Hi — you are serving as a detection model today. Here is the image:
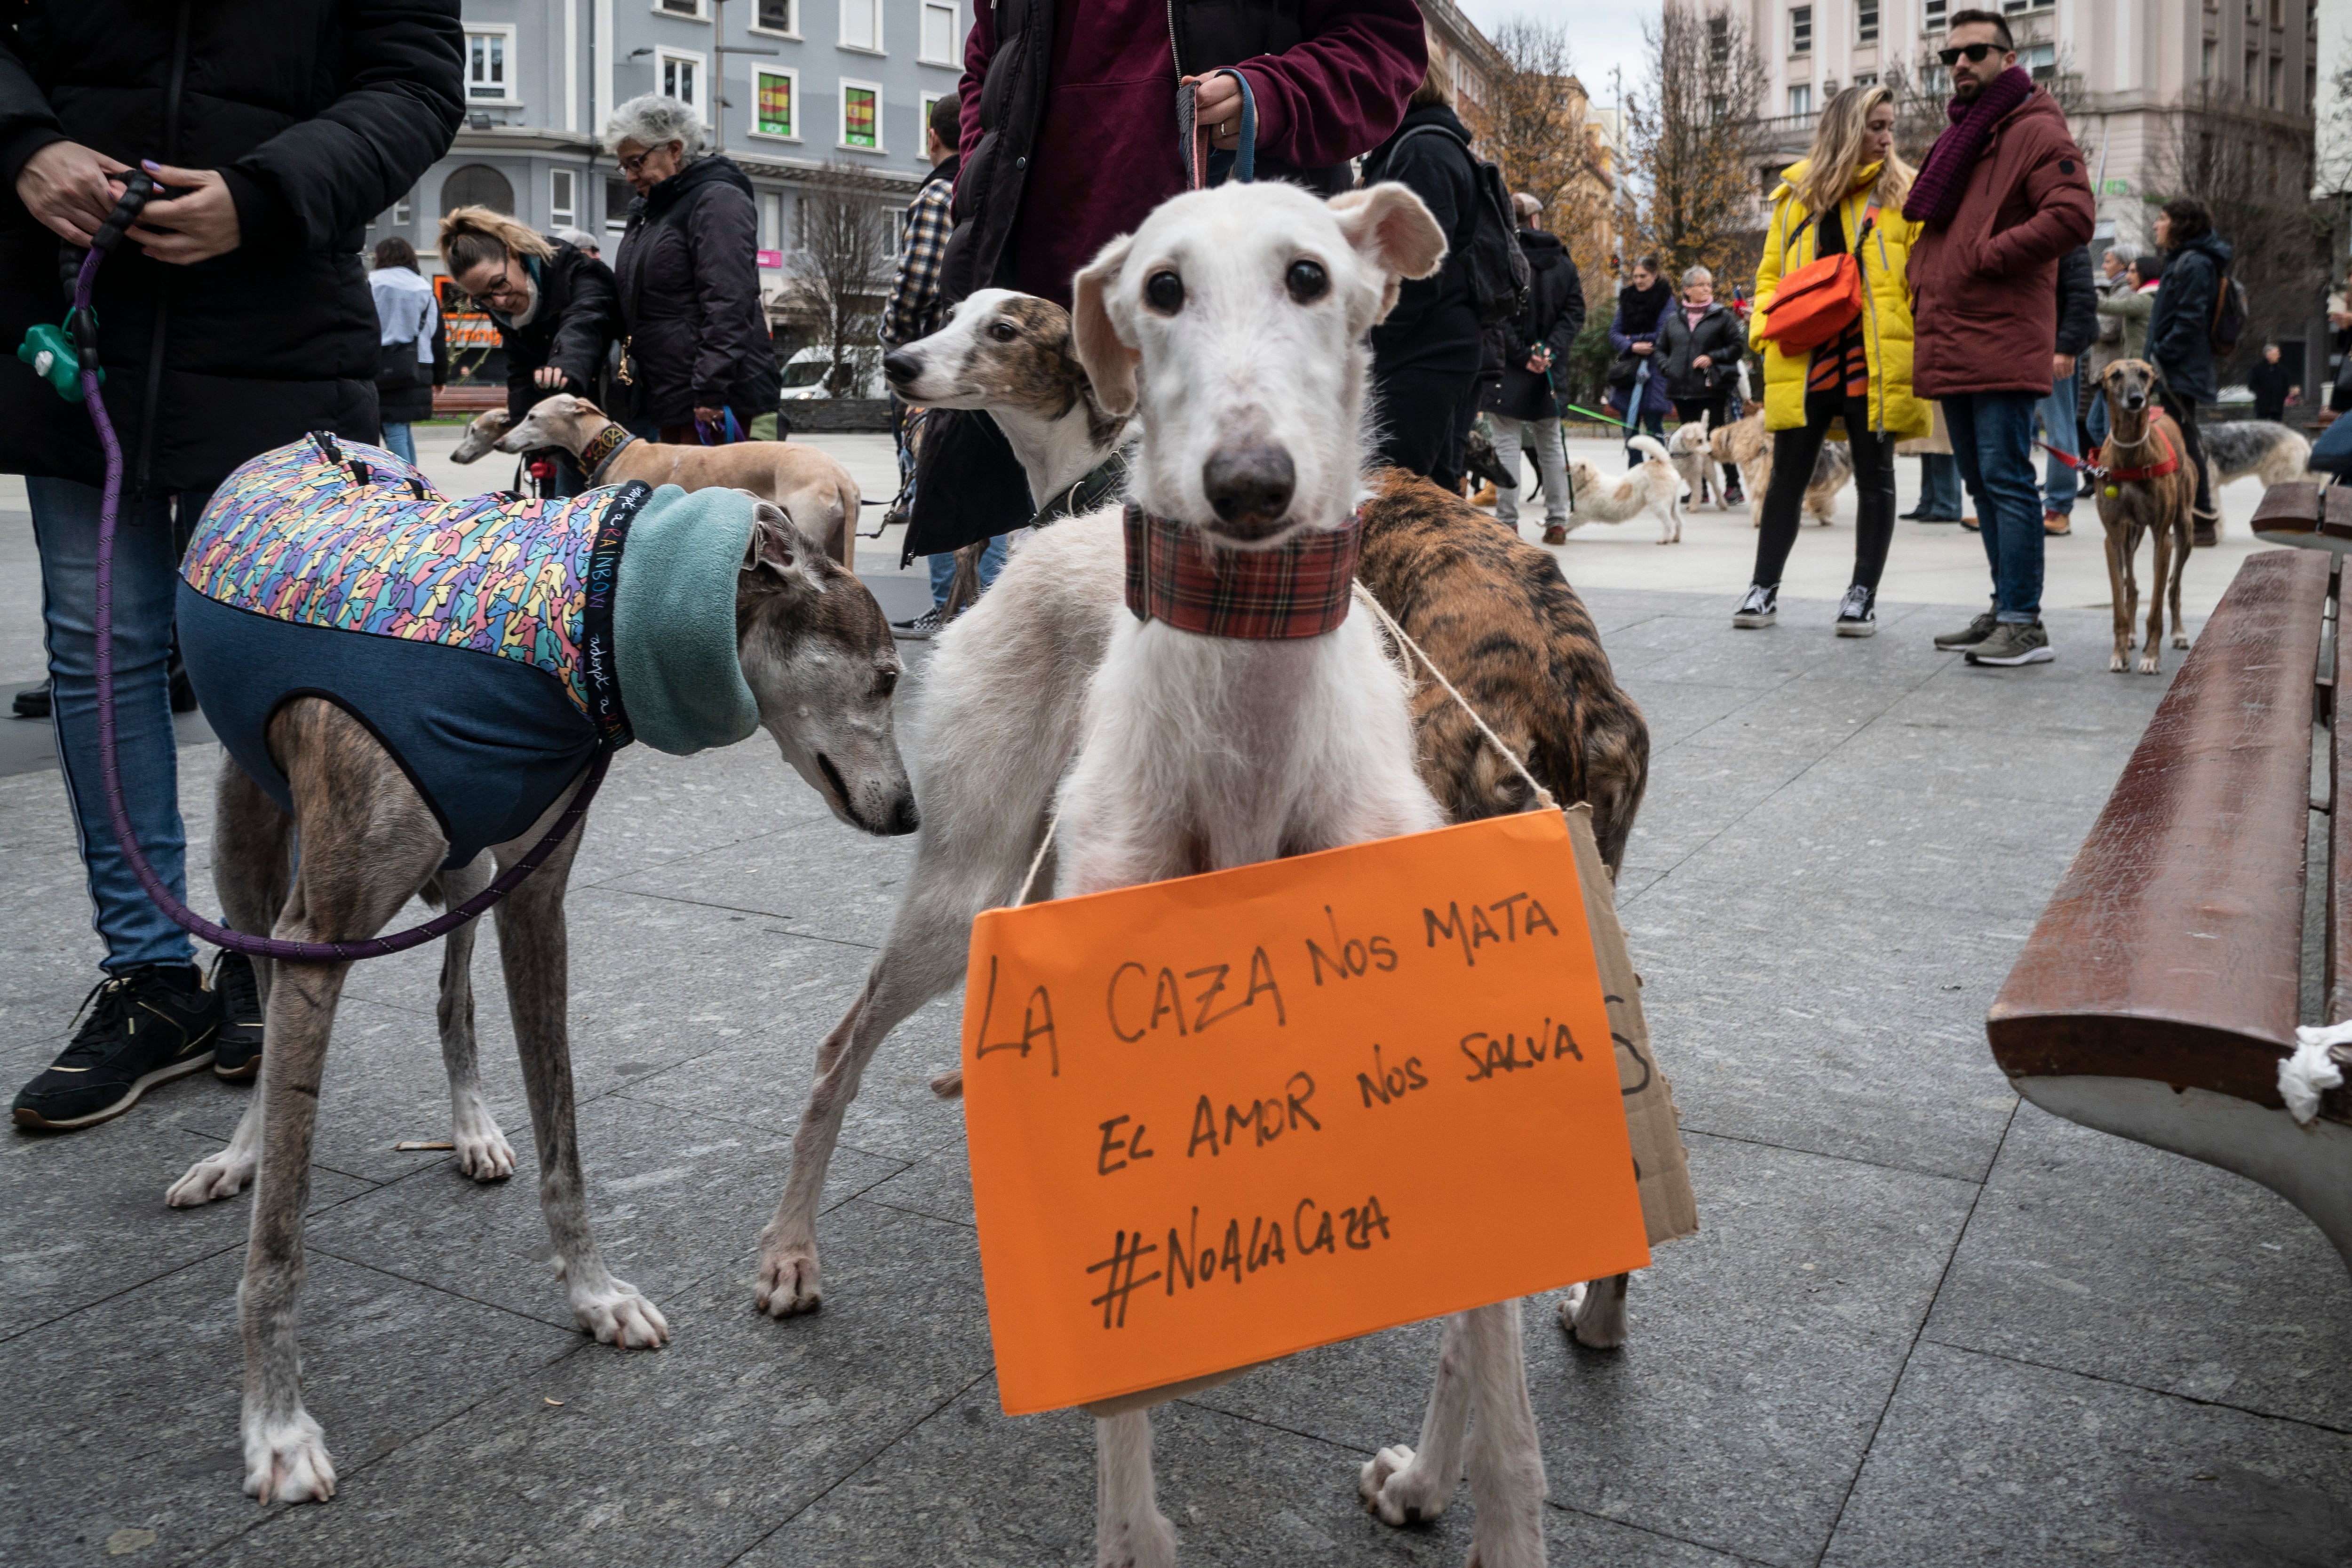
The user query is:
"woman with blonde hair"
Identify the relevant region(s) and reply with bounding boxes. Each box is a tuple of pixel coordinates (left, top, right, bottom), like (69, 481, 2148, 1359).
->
(437, 204, 617, 492)
(1732, 83, 1928, 636)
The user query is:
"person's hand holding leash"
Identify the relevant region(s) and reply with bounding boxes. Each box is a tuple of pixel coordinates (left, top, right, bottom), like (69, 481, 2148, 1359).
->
(16, 141, 131, 245)
(127, 161, 240, 264)
(1184, 72, 1244, 150)
(2052, 352, 2076, 379)
(534, 366, 568, 389)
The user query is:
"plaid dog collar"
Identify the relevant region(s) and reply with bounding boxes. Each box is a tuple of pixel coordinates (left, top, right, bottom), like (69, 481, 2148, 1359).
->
(1123, 503, 1361, 640)
(581, 422, 636, 485)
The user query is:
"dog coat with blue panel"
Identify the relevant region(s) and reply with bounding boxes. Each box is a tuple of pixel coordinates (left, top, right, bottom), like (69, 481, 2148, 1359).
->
(178, 435, 761, 865)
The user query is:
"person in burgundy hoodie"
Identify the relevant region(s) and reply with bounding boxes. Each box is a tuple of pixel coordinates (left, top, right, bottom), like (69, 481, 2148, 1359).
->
(1907, 10, 2093, 668)
(896, 0, 1426, 569)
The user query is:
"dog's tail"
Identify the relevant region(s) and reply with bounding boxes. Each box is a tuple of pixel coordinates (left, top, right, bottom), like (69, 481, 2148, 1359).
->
(1626, 434, 1671, 466)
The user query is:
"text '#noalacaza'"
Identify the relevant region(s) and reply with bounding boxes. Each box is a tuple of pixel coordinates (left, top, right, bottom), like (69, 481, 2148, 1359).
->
(1084, 1195, 1394, 1328)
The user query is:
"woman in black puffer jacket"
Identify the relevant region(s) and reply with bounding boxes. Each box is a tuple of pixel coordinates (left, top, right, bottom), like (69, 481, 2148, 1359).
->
(607, 95, 779, 443)
(1657, 265, 1749, 502)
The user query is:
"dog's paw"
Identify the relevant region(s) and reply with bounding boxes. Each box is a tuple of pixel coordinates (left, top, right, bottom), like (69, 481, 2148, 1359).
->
(2109, 652, 2127, 672)
(1098, 1507, 1178, 1568)
(755, 1242, 824, 1317)
(1559, 1277, 1628, 1350)
(243, 1410, 337, 1505)
(450, 1103, 517, 1183)
(167, 1146, 255, 1207)
(2171, 632, 2189, 649)
(1360, 1444, 1451, 1526)
(2137, 655, 2161, 676)
(572, 1278, 669, 1348)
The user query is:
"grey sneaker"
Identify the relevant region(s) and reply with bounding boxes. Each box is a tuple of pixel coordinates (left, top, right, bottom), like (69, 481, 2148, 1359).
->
(1933, 609, 1999, 650)
(1834, 585, 1877, 637)
(1731, 583, 1778, 628)
(1965, 621, 2054, 667)
(890, 606, 944, 642)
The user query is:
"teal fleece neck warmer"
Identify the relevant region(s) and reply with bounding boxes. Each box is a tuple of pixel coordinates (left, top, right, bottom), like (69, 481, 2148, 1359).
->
(613, 485, 760, 755)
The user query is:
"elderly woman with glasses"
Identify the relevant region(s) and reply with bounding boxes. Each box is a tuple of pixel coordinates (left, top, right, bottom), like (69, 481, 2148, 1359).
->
(606, 94, 780, 444)
(438, 205, 620, 493)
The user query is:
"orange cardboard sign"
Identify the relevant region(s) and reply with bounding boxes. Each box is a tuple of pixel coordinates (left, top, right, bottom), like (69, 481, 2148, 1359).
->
(961, 810, 1651, 1416)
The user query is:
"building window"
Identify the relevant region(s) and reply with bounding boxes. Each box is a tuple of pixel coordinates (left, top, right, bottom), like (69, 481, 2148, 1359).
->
(754, 0, 796, 34)
(1790, 6, 1812, 54)
(394, 189, 413, 224)
(2024, 43, 2055, 82)
(605, 177, 633, 231)
(1924, 0, 1947, 28)
(1857, 2, 1878, 44)
(1708, 15, 1730, 64)
(1853, 72, 1878, 88)
(759, 190, 784, 251)
(2268, 54, 2282, 107)
(841, 0, 882, 52)
(2201, 40, 2216, 79)
(842, 80, 882, 148)
(922, 0, 959, 64)
(441, 163, 515, 217)
(550, 169, 576, 227)
(660, 49, 702, 109)
(754, 68, 796, 137)
(655, 0, 705, 16)
(2244, 49, 2258, 95)
(1788, 83, 1812, 115)
(465, 27, 515, 101)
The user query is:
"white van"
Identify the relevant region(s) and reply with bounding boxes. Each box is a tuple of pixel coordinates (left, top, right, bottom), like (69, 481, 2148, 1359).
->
(779, 346, 833, 401)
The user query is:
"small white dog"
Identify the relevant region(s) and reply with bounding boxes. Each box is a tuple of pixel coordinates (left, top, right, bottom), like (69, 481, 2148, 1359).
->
(1566, 434, 1688, 543)
(1664, 419, 1725, 509)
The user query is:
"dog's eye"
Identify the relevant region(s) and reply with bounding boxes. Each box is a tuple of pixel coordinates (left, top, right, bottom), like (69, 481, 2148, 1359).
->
(988, 320, 1017, 342)
(1286, 259, 1328, 303)
(1144, 270, 1184, 313)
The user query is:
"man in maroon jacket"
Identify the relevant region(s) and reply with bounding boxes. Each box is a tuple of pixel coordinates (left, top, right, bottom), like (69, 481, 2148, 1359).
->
(897, 0, 1425, 571)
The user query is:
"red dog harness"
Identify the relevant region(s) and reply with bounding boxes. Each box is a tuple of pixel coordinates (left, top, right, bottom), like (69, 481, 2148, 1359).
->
(1123, 504, 1360, 640)
(2037, 429, 2181, 488)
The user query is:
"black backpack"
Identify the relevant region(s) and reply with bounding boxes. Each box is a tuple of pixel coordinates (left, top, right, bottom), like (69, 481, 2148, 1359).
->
(1379, 124, 1531, 328)
(2209, 255, 2249, 356)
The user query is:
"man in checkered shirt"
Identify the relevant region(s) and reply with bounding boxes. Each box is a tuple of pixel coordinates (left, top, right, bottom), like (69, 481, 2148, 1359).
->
(883, 90, 1005, 639)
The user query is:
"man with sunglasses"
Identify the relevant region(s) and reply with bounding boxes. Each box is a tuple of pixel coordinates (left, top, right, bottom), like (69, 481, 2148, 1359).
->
(1907, 10, 2094, 668)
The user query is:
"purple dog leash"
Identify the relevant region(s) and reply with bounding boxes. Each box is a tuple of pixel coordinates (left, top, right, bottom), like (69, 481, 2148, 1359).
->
(70, 213, 608, 963)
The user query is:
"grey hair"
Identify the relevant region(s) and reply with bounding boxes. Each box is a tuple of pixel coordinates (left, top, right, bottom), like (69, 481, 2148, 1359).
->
(1681, 265, 1713, 288)
(606, 93, 705, 156)
(2104, 240, 2142, 264)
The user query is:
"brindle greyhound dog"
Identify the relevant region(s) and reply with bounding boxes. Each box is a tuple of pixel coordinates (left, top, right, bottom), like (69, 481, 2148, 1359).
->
(2093, 358, 2198, 674)
(166, 488, 914, 1505)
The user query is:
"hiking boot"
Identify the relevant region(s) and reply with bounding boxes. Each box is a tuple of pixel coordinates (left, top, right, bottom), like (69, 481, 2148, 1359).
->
(12, 966, 221, 1130)
(2193, 511, 2219, 549)
(1834, 585, 1877, 637)
(1933, 608, 2000, 650)
(1964, 621, 2054, 667)
(1732, 582, 1778, 628)
(12, 677, 50, 718)
(211, 951, 263, 1081)
(1541, 523, 1568, 546)
(890, 606, 944, 642)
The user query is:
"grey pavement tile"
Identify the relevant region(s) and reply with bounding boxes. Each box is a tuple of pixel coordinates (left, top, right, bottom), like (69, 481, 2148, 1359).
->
(599, 817, 920, 947)
(5, 1107, 373, 1340)
(1670, 679, 1927, 758)
(620, 984, 969, 1162)
(0, 1247, 578, 1568)
(1613, 745, 1819, 876)
(209, 1201, 995, 1568)
(1620, 679, 1777, 753)
(1923, 1103, 2352, 1430)
(304, 1092, 905, 1330)
(1792, 712, 2142, 807)
(862, 1132, 974, 1228)
(566, 740, 840, 886)
(1880, 655, 2178, 737)
(1820, 1341, 2352, 1568)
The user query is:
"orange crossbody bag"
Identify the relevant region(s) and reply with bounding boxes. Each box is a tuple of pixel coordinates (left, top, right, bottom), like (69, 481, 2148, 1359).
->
(1760, 207, 1875, 353)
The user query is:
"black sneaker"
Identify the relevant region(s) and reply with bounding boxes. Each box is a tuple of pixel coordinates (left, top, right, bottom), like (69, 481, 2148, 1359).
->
(12, 678, 50, 719)
(891, 606, 944, 642)
(211, 951, 263, 1080)
(1732, 582, 1778, 628)
(12, 966, 221, 1130)
(1835, 584, 1877, 637)
(1933, 608, 2000, 650)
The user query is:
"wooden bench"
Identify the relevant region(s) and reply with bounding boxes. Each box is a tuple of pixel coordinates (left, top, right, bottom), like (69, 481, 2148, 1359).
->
(1987, 508, 2352, 1275)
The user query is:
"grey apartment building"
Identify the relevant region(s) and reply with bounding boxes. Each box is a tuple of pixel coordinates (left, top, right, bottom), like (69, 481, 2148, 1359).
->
(371, 0, 965, 344)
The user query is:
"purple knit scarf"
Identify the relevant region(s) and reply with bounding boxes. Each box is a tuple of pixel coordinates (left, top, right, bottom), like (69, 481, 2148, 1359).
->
(1901, 66, 2034, 229)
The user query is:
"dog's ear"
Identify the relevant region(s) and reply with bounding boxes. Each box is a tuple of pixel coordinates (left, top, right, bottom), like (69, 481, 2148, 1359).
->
(1329, 184, 1447, 326)
(1072, 233, 1139, 417)
(740, 499, 827, 596)
(573, 398, 607, 420)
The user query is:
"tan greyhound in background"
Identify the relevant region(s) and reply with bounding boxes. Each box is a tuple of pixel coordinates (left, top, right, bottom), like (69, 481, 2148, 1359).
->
(2092, 358, 2197, 674)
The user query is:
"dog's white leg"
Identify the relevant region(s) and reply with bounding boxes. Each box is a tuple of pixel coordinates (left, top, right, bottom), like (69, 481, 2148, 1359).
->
(1559, 1271, 1630, 1349)
(1361, 1310, 1475, 1525)
(171, 1090, 264, 1207)
(1096, 1409, 1176, 1568)
(434, 855, 516, 1181)
(1461, 1299, 1547, 1568)
(492, 822, 667, 1350)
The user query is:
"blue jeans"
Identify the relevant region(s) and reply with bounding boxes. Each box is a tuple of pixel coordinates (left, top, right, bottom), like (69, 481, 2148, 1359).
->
(928, 534, 1009, 609)
(2036, 371, 2080, 517)
(1946, 392, 2044, 625)
(1915, 453, 1963, 517)
(380, 422, 417, 464)
(29, 477, 207, 973)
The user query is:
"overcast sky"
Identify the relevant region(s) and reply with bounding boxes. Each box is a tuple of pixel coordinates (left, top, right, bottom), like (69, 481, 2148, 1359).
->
(1455, 0, 1662, 112)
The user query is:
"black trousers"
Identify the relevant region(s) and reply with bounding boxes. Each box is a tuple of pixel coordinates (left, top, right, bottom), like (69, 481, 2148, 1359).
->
(1376, 364, 1476, 491)
(1751, 395, 1897, 592)
(2154, 389, 2216, 519)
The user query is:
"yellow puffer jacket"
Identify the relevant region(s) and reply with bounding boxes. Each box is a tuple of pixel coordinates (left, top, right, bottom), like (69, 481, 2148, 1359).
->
(1750, 159, 1929, 440)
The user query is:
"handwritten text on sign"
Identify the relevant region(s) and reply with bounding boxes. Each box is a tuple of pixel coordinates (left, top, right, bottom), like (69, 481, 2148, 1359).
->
(961, 810, 1651, 1415)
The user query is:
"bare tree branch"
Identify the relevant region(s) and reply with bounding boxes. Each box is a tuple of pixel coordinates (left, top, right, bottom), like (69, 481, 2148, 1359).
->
(783, 160, 896, 397)
(1461, 19, 1614, 279)
(1622, 4, 1768, 292)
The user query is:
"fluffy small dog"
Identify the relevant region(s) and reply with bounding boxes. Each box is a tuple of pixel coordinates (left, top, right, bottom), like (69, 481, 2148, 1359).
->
(1664, 420, 1724, 509)
(1565, 433, 1687, 543)
(2201, 419, 2312, 493)
(1707, 410, 1851, 526)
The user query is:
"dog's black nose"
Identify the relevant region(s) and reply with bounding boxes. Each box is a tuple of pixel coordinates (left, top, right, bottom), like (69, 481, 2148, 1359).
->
(1202, 442, 1296, 536)
(888, 792, 920, 836)
(882, 350, 922, 386)
(2125, 396, 2146, 410)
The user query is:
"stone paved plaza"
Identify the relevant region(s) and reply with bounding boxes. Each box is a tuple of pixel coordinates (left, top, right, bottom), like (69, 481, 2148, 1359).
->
(3, 432, 2350, 1566)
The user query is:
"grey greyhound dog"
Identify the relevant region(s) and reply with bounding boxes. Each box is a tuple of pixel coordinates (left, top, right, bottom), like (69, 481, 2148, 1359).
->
(161, 443, 914, 1504)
